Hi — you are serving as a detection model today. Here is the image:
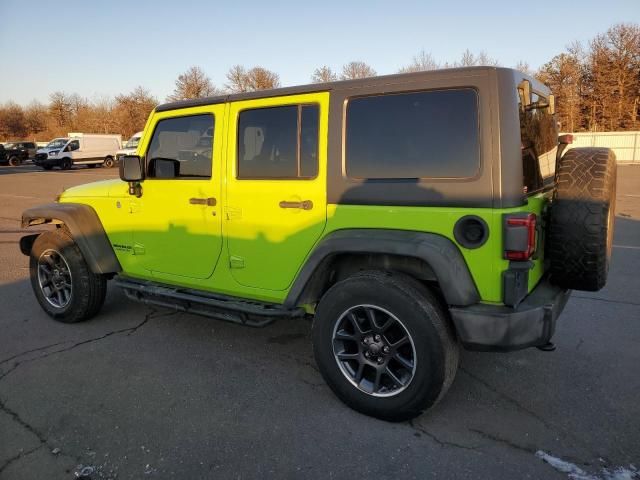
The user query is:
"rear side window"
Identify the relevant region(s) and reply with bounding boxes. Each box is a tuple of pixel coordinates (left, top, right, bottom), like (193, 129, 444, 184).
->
(345, 89, 480, 179)
(237, 104, 319, 179)
(146, 114, 214, 179)
(518, 91, 558, 194)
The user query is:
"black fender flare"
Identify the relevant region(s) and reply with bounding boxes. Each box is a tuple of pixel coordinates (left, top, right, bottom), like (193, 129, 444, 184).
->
(21, 202, 121, 275)
(284, 229, 480, 308)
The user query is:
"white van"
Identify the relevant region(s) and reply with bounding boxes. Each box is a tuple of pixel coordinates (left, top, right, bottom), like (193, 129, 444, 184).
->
(115, 131, 143, 164)
(34, 134, 122, 170)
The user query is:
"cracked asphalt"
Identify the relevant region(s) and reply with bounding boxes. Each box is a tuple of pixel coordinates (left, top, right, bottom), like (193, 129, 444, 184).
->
(0, 164, 639, 479)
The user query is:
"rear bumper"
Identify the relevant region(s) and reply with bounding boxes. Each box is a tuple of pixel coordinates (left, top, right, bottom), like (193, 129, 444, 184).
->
(450, 279, 571, 351)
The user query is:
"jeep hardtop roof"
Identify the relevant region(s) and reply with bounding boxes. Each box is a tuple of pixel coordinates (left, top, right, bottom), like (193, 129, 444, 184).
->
(156, 66, 548, 113)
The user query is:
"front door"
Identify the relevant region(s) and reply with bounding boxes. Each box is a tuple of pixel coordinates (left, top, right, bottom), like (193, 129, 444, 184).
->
(132, 106, 224, 279)
(225, 93, 329, 291)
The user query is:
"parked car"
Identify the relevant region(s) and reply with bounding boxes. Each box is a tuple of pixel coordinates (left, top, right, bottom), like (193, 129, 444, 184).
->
(1, 141, 37, 165)
(20, 67, 617, 421)
(115, 131, 143, 164)
(34, 134, 122, 170)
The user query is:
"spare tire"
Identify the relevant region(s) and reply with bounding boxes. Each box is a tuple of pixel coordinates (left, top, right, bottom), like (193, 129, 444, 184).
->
(547, 147, 616, 291)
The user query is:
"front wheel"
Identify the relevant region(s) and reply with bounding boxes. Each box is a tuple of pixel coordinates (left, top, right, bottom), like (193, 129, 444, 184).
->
(312, 271, 459, 421)
(102, 156, 114, 168)
(29, 229, 107, 323)
(8, 156, 20, 166)
(61, 158, 72, 170)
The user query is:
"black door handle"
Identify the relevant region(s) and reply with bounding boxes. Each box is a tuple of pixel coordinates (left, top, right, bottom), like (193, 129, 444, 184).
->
(279, 200, 313, 210)
(189, 197, 217, 206)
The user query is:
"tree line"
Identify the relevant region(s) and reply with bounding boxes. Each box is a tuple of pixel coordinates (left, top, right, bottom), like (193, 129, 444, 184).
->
(1, 22, 638, 141)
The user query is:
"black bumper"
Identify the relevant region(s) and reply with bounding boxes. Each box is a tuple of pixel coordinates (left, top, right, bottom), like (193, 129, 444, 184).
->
(450, 280, 570, 351)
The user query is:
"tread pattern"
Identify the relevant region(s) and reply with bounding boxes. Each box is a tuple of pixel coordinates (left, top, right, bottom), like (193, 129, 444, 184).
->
(30, 228, 107, 323)
(547, 148, 616, 291)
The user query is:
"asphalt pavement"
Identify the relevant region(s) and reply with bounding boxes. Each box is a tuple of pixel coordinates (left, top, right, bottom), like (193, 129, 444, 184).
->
(0, 163, 638, 479)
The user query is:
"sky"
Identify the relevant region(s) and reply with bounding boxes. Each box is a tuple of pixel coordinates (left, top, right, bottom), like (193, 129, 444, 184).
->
(0, 0, 638, 105)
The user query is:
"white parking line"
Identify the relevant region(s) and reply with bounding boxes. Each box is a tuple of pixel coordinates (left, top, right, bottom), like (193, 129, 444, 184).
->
(613, 244, 640, 250)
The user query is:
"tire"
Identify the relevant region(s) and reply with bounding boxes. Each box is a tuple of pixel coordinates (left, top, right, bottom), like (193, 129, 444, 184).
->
(8, 156, 20, 167)
(61, 158, 72, 170)
(29, 229, 107, 323)
(547, 147, 617, 291)
(312, 271, 459, 421)
(42, 165, 53, 171)
(103, 156, 114, 168)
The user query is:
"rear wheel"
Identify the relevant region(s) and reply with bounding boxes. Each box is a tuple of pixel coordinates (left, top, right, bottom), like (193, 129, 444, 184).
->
(8, 156, 20, 166)
(103, 156, 115, 168)
(312, 271, 459, 421)
(547, 147, 617, 291)
(29, 229, 107, 323)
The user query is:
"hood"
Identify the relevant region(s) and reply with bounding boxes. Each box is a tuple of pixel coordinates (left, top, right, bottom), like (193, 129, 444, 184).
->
(116, 147, 137, 156)
(60, 179, 128, 199)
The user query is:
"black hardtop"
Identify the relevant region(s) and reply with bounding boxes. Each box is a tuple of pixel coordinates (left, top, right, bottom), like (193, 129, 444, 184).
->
(155, 66, 545, 113)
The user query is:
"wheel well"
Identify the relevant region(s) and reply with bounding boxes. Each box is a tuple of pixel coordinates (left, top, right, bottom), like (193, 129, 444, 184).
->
(296, 253, 441, 307)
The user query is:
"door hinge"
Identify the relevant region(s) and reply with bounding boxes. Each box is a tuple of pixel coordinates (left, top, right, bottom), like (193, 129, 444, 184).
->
(229, 255, 245, 269)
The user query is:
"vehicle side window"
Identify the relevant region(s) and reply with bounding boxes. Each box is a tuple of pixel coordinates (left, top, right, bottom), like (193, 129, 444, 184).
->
(67, 140, 80, 152)
(345, 89, 480, 179)
(237, 104, 319, 179)
(146, 114, 214, 179)
(518, 91, 558, 194)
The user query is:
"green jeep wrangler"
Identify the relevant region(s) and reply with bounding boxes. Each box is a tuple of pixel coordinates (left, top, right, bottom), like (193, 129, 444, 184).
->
(21, 67, 616, 421)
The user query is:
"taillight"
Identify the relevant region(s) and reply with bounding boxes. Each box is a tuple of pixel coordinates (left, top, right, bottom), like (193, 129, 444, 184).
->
(504, 213, 537, 261)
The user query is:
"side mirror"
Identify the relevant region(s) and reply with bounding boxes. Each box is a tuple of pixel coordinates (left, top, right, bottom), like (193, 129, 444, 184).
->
(119, 155, 145, 197)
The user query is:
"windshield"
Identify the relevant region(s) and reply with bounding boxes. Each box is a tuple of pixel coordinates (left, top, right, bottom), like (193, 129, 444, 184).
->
(45, 138, 69, 149)
(125, 136, 141, 149)
(519, 91, 558, 195)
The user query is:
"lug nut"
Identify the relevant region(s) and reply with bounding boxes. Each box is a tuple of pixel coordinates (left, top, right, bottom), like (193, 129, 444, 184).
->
(377, 357, 384, 364)
(383, 346, 390, 354)
(374, 335, 381, 341)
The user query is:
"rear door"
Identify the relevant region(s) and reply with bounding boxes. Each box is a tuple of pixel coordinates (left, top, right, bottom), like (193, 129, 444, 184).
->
(225, 92, 329, 291)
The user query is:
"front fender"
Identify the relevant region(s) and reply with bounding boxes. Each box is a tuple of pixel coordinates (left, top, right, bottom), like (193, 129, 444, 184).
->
(21, 202, 121, 275)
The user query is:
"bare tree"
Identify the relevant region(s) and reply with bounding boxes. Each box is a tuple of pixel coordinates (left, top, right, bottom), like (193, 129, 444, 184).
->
(246, 67, 280, 91)
(115, 86, 158, 137)
(398, 50, 439, 73)
(311, 66, 338, 83)
(226, 65, 250, 93)
(514, 61, 534, 76)
(538, 53, 583, 132)
(48, 91, 72, 127)
(340, 61, 376, 80)
(226, 65, 280, 92)
(167, 66, 218, 101)
(24, 101, 47, 135)
(444, 50, 500, 68)
(0, 103, 27, 138)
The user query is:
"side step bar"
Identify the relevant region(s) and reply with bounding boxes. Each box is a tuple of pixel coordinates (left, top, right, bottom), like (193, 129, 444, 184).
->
(115, 276, 306, 328)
